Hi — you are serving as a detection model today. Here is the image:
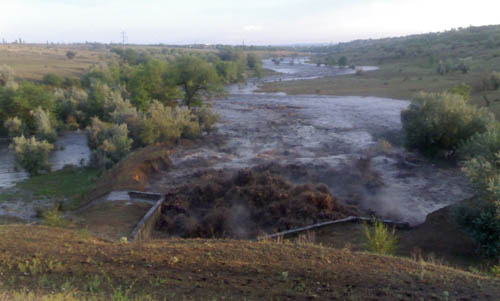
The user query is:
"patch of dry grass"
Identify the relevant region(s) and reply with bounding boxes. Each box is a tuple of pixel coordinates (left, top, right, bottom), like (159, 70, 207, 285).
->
(0, 45, 105, 81)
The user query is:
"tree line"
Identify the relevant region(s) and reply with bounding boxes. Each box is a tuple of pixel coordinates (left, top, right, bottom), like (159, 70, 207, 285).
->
(0, 47, 264, 174)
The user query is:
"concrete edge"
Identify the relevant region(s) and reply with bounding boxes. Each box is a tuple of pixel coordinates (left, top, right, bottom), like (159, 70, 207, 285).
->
(128, 192, 165, 242)
(257, 216, 410, 241)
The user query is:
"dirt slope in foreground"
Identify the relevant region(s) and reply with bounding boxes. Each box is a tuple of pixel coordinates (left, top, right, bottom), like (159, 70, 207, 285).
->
(0, 225, 498, 300)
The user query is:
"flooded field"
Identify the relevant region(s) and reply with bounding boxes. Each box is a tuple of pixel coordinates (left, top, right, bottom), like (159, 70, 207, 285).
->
(0, 131, 90, 188)
(150, 59, 471, 226)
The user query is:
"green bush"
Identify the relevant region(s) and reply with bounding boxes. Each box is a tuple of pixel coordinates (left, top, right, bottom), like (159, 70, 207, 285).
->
(42, 207, 68, 227)
(55, 87, 88, 129)
(9, 135, 54, 176)
(0, 82, 55, 135)
(490, 71, 500, 90)
(42, 73, 63, 87)
(456, 152, 500, 258)
(31, 107, 57, 143)
(194, 105, 219, 133)
(3, 117, 24, 138)
(88, 118, 132, 169)
(454, 201, 500, 258)
(458, 125, 500, 163)
(462, 152, 500, 203)
(448, 82, 472, 100)
(247, 53, 263, 77)
(363, 218, 398, 255)
(401, 92, 494, 157)
(108, 96, 142, 142)
(0, 65, 14, 87)
(139, 101, 201, 145)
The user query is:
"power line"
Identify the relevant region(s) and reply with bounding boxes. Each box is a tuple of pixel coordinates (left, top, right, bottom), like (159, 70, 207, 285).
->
(121, 31, 127, 46)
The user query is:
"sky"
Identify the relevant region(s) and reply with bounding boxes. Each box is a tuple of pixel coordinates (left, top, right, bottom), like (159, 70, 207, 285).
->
(1, 0, 500, 45)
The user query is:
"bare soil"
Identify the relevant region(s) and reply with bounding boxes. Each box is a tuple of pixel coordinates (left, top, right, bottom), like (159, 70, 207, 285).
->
(0, 225, 498, 300)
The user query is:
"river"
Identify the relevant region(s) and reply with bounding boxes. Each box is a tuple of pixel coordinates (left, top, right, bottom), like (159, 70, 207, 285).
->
(149, 58, 471, 225)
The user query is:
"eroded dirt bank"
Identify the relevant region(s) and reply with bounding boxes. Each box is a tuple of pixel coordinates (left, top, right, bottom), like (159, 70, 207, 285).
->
(148, 58, 471, 229)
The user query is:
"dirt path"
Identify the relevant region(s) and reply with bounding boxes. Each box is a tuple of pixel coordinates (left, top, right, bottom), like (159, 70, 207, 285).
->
(149, 58, 472, 226)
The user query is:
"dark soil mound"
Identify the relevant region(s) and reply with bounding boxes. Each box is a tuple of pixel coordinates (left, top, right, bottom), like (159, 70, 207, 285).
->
(157, 168, 358, 238)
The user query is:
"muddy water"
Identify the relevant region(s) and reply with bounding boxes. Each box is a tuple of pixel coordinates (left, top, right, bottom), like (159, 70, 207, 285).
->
(0, 131, 90, 187)
(153, 58, 471, 226)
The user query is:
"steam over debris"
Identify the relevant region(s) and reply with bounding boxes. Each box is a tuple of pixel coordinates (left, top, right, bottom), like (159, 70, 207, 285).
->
(158, 167, 358, 238)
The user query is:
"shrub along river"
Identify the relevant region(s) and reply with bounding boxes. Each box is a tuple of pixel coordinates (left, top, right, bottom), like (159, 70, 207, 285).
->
(0, 131, 90, 187)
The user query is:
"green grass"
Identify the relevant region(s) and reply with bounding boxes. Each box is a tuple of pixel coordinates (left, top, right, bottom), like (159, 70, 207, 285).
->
(0, 190, 20, 202)
(259, 62, 500, 119)
(363, 219, 398, 255)
(0, 167, 98, 209)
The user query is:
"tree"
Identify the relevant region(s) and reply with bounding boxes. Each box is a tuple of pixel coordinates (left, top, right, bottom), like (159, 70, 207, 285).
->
(5, 82, 56, 133)
(31, 106, 57, 142)
(216, 61, 239, 83)
(0, 65, 14, 87)
(338, 56, 348, 68)
(448, 82, 472, 100)
(42, 73, 63, 87)
(247, 53, 263, 77)
(128, 59, 180, 110)
(169, 56, 221, 107)
(66, 50, 76, 60)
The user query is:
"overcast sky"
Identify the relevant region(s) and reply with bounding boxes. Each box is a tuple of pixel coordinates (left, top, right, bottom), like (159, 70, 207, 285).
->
(1, 0, 500, 45)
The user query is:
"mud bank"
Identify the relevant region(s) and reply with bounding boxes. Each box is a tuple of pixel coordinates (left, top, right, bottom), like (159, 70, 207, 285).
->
(149, 59, 471, 226)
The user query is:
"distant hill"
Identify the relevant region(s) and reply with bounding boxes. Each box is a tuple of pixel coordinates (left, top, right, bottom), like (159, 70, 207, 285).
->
(301, 24, 500, 65)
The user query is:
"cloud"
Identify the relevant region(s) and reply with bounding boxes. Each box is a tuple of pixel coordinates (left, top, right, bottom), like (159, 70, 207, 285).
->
(243, 25, 263, 32)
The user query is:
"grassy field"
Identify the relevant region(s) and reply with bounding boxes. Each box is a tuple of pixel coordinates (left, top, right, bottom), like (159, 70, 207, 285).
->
(0, 44, 107, 81)
(0, 167, 99, 210)
(0, 224, 498, 300)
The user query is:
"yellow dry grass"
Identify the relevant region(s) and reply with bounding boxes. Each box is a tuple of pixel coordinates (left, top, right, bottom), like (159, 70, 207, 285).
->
(0, 44, 106, 81)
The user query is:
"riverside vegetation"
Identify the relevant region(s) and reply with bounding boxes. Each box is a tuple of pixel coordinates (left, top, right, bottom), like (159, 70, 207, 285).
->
(0, 47, 264, 174)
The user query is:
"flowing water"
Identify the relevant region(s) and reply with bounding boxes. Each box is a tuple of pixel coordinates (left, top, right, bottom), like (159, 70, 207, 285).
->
(149, 58, 471, 225)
